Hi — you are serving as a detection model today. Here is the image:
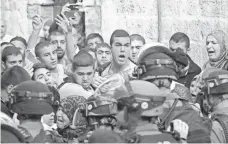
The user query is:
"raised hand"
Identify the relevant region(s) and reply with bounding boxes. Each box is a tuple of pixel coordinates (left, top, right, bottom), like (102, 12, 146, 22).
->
(55, 13, 72, 33)
(32, 15, 43, 31)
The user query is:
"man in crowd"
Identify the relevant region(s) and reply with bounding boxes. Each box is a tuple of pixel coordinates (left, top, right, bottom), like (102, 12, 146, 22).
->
(86, 33, 104, 50)
(35, 41, 67, 86)
(59, 51, 95, 99)
(2, 46, 23, 70)
(130, 34, 145, 63)
(169, 32, 201, 88)
(92, 29, 136, 88)
(0, 18, 13, 43)
(49, 30, 70, 67)
(94, 42, 112, 75)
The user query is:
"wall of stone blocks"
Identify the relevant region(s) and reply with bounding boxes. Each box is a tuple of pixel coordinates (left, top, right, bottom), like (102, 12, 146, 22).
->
(99, 0, 228, 68)
(1, 0, 54, 40)
(1, 0, 228, 68)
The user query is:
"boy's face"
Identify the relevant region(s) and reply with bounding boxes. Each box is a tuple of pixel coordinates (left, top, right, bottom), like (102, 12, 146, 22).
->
(37, 45, 57, 70)
(130, 40, 144, 62)
(34, 68, 53, 87)
(111, 37, 131, 66)
(96, 47, 112, 66)
(169, 40, 187, 53)
(72, 66, 94, 89)
(11, 40, 26, 56)
(50, 35, 66, 59)
(4, 54, 23, 69)
(87, 37, 102, 49)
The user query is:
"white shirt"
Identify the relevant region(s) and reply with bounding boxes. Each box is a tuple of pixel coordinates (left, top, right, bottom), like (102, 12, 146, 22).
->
(51, 64, 68, 86)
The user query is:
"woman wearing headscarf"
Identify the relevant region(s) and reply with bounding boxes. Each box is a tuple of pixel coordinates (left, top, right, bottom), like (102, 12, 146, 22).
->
(55, 95, 88, 142)
(204, 30, 228, 70)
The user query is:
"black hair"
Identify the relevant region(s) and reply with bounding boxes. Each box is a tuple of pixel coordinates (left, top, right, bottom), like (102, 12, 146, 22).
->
(86, 33, 104, 45)
(10, 36, 27, 47)
(169, 32, 190, 49)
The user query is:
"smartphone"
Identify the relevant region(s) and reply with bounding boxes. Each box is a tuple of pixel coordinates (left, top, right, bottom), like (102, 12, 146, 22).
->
(68, 4, 80, 10)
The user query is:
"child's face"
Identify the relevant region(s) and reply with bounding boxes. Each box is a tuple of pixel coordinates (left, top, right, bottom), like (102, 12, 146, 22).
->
(34, 68, 54, 87)
(190, 79, 199, 102)
(96, 47, 112, 66)
(42, 112, 55, 127)
(38, 45, 57, 70)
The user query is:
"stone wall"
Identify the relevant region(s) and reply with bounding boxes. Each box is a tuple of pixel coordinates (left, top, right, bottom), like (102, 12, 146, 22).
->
(1, 0, 54, 40)
(1, 0, 228, 67)
(99, 0, 228, 67)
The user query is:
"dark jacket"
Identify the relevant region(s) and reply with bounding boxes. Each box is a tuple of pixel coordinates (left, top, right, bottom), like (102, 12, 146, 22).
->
(178, 55, 201, 88)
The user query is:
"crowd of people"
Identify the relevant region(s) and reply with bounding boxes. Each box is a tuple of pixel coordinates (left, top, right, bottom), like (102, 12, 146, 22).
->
(1, 2, 228, 144)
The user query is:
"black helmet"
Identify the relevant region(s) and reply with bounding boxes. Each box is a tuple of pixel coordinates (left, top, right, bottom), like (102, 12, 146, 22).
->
(1, 111, 25, 143)
(202, 69, 228, 95)
(137, 46, 179, 80)
(9, 80, 54, 115)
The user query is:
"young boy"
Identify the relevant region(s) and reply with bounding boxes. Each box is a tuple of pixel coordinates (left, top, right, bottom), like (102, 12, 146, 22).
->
(59, 51, 95, 99)
(35, 41, 67, 86)
(169, 32, 201, 88)
(86, 33, 104, 50)
(130, 34, 145, 63)
(94, 43, 112, 77)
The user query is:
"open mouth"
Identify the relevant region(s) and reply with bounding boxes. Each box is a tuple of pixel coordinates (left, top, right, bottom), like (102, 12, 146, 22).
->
(118, 55, 126, 62)
(57, 118, 63, 123)
(208, 50, 215, 54)
(119, 54, 125, 58)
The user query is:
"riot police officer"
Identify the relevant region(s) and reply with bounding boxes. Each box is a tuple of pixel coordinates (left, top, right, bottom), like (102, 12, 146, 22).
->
(9, 80, 63, 143)
(135, 45, 211, 143)
(117, 80, 189, 143)
(200, 69, 228, 143)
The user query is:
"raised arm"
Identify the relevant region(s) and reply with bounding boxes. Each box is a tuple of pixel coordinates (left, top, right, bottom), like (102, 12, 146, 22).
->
(27, 16, 43, 51)
(55, 12, 76, 62)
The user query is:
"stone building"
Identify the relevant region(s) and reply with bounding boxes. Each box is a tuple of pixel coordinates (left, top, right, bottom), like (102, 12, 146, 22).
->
(1, 0, 228, 67)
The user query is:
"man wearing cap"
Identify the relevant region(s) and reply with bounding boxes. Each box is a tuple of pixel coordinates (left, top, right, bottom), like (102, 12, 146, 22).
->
(136, 45, 211, 143)
(201, 69, 228, 143)
(9, 81, 63, 143)
(92, 29, 136, 89)
(59, 51, 95, 99)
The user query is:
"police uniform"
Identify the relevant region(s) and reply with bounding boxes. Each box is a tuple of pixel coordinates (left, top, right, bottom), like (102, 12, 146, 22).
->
(201, 69, 228, 143)
(9, 81, 63, 143)
(135, 45, 211, 143)
(117, 80, 184, 143)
